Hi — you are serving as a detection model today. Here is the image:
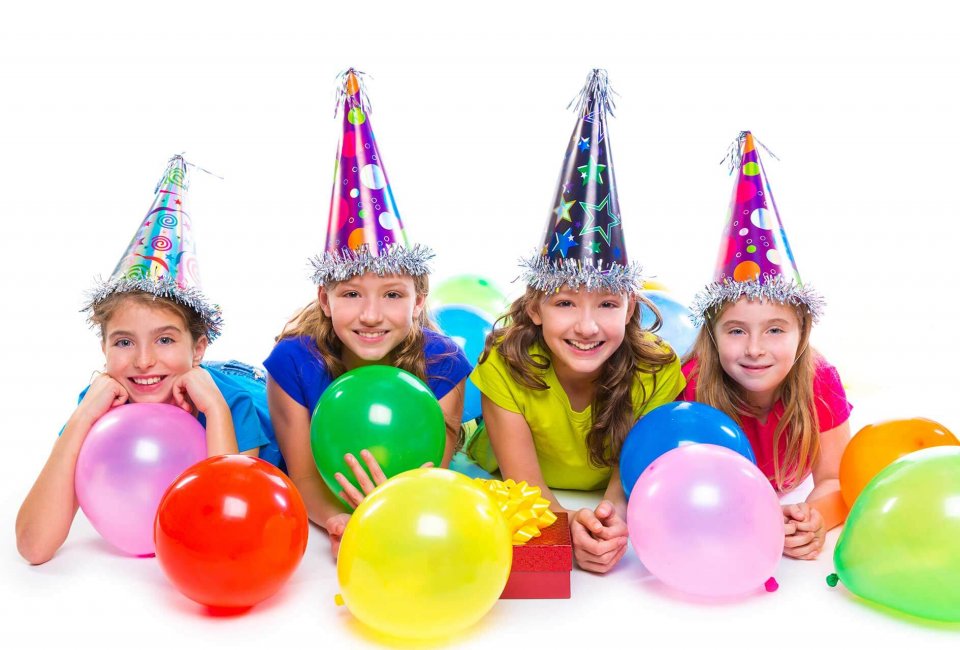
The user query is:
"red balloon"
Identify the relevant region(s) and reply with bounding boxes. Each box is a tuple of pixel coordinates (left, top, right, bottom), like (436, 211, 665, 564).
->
(154, 455, 309, 609)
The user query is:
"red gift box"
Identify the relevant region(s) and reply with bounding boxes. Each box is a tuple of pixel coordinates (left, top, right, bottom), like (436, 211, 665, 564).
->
(500, 511, 572, 599)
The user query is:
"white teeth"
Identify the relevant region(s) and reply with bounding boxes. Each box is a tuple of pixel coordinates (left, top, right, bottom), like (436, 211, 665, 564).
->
(568, 340, 602, 351)
(357, 331, 387, 339)
(132, 377, 162, 385)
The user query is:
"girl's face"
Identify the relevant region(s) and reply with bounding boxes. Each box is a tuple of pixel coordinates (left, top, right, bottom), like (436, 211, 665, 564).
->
(319, 273, 425, 369)
(528, 287, 634, 382)
(713, 297, 802, 407)
(102, 300, 206, 404)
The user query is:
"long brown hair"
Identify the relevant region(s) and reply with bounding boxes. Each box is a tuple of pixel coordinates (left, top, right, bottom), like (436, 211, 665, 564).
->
(685, 301, 818, 491)
(276, 274, 441, 385)
(480, 287, 677, 468)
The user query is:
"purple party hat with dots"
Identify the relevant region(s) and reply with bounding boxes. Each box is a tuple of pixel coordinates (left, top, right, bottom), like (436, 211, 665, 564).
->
(84, 155, 223, 340)
(690, 132, 824, 327)
(520, 69, 642, 294)
(310, 69, 433, 286)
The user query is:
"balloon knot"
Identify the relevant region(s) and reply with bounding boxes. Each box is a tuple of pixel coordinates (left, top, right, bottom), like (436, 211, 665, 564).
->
(764, 577, 779, 592)
(826, 573, 839, 587)
(334, 593, 345, 607)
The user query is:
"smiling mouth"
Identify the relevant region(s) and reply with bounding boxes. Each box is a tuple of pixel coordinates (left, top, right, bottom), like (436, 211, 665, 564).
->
(740, 364, 772, 371)
(566, 339, 604, 351)
(130, 376, 165, 386)
(356, 330, 388, 340)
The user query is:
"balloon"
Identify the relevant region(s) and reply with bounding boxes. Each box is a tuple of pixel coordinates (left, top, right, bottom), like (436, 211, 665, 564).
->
(839, 418, 958, 508)
(628, 444, 783, 598)
(154, 455, 308, 609)
(74, 403, 206, 556)
(430, 274, 510, 321)
(434, 304, 493, 421)
(619, 401, 755, 498)
(311, 366, 445, 506)
(640, 290, 700, 357)
(833, 446, 960, 621)
(642, 279, 669, 292)
(337, 468, 512, 640)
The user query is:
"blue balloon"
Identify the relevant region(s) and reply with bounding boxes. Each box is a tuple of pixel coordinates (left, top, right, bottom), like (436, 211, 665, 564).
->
(640, 290, 700, 358)
(619, 401, 756, 498)
(434, 305, 493, 422)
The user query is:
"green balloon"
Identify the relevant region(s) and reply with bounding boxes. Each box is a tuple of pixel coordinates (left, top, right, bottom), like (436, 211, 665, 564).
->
(310, 366, 445, 510)
(430, 275, 510, 321)
(834, 446, 960, 621)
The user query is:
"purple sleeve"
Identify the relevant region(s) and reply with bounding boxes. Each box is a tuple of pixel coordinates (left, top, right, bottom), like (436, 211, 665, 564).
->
(813, 358, 852, 432)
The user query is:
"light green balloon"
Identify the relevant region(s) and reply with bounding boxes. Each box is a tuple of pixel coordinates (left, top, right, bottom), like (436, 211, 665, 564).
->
(834, 446, 960, 622)
(429, 275, 510, 322)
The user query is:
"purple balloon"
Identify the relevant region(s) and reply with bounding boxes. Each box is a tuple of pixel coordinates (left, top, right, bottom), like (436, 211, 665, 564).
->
(627, 444, 784, 598)
(75, 403, 207, 556)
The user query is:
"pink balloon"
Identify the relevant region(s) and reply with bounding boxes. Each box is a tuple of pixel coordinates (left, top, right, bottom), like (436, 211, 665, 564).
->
(627, 444, 784, 598)
(75, 403, 207, 556)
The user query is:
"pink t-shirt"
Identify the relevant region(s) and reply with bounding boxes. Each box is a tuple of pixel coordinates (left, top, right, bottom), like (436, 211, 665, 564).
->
(680, 356, 852, 490)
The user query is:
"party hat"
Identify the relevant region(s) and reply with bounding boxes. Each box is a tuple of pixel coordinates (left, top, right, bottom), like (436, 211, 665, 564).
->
(84, 155, 222, 340)
(521, 69, 641, 294)
(310, 69, 433, 286)
(691, 131, 824, 327)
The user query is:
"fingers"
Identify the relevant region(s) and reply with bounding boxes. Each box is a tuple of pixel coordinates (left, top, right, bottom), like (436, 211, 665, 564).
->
(343, 453, 378, 495)
(576, 541, 629, 574)
(784, 537, 823, 559)
(335, 478, 364, 510)
(571, 518, 628, 557)
(574, 507, 604, 536)
(795, 508, 824, 533)
(783, 519, 798, 536)
(358, 450, 388, 485)
(784, 530, 816, 550)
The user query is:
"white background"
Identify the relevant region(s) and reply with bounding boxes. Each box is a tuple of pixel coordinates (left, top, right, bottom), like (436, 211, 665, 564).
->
(2, 1, 959, 648)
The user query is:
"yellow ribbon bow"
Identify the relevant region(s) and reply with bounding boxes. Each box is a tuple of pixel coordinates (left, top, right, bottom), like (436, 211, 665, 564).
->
(474, 478, 558, 544)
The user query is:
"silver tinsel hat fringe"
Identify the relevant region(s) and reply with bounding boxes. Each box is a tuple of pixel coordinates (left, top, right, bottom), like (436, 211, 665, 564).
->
(690, 273, 825, 328)
(84, 276, 224, 341)
(719, 130, 780, 174)
(520, 252, 644, 295)
(310, 243, 435, 286)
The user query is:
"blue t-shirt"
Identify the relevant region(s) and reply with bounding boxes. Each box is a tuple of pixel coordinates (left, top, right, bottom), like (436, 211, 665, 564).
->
(263, 328, 472, 413)
(73, 361, 284, 469)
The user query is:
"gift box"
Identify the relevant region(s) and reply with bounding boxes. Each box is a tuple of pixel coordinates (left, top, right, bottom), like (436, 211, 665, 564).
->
(500, 511, 572, 599)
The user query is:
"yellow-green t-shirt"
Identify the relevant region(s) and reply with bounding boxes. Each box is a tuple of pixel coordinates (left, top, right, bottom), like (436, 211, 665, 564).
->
(468, 338, 686, 490)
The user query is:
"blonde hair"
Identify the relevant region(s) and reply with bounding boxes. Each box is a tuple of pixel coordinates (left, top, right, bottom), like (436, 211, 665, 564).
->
(685, 300, 818, 491)
(276, 274, 442, 385)
(480, 287, 677, 468)
(89, 291, 208, 344)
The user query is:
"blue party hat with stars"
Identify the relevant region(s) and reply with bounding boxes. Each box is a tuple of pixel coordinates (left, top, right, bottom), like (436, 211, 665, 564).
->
(521, 69, 642, 294)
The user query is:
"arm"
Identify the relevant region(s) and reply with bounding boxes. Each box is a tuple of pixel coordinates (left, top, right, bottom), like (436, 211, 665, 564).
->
(783, 419, 852, 559)
(437, 379, 466, 468)
(267, 377, 346, 529)
(172, 368, 238, 456)
(482, 395, 627, 573)
(16, 375, 127, 565)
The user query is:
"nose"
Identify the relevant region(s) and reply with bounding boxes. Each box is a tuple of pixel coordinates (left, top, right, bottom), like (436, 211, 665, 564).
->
(359, 297, 383, 326)
(745, 334, 765, 358)
(134, 345, 156, 370)
(573, 307, 600, 338)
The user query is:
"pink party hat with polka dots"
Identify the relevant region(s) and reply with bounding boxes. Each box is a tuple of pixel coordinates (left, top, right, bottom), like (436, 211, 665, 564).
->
(84, 155, 222, 340)
(310, 69, 433, 286)
(691, 132, 824, 327)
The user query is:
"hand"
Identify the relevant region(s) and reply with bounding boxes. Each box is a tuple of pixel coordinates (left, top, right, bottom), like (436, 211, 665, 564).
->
(76, 373, 129, 422)
(334, 450, 388, 509)
(171, 367, 227, 416)
(324, 513, 351, 560)
(782, 503, 826, 560)
(569, 500, 629, 574)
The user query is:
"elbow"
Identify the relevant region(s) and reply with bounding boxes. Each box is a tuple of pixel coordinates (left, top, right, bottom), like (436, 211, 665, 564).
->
(15, 524, 57, 566)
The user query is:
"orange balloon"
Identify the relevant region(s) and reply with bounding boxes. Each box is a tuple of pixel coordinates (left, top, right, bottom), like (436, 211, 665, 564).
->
(839, 418, 958, 508)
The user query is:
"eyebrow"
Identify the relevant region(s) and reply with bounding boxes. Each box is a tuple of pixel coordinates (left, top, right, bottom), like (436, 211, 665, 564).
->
(108, 325, 183, 338)
(719, 319, 791, 327)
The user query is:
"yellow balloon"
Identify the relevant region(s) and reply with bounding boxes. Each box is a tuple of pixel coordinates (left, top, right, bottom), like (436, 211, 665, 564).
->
(337, 468, 513, 640)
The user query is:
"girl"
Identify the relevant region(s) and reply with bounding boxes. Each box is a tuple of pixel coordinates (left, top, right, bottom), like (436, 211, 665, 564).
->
(683, 131, 852, 561)
(16, 156, 279, 565)
(467, 70, 685, 574)
(264, 70, 470, 557)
